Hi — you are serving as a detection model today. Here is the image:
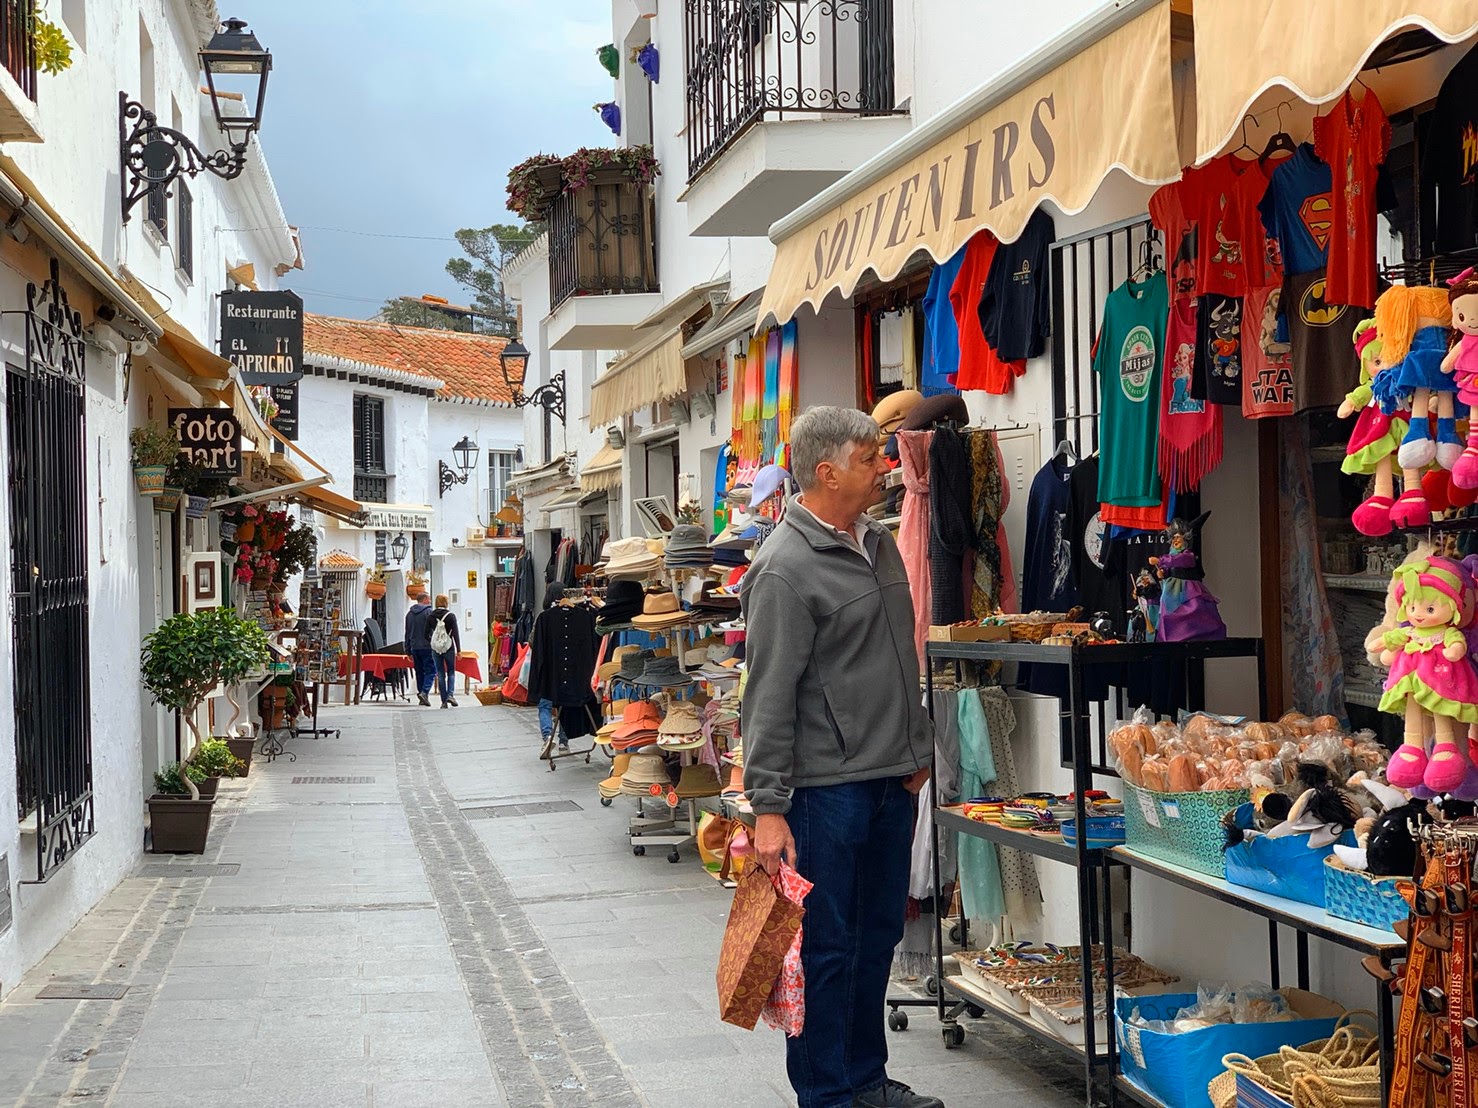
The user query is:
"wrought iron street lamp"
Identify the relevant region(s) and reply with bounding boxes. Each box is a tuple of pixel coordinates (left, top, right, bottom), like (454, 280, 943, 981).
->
(390, 532, 409, 563)
(499, 338, 566, 424)
(437, 436, 480, 499)
(119, 18, 273, 222)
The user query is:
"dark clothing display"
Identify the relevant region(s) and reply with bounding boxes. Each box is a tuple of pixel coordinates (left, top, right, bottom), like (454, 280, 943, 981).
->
(1422, 39, 1478, 254)
(526, 604, 601, 739)
(428, 607, 462, 656)
(404, 601, 433, 651)
(1194, 293, 1244, 406)
(979, 209, 1056, 361)
(1065, 455, 1117, 621)
(928, 425, 974, 627)
(1018, 457, 1077, 698)
(967, 429, 1008, 618)
(511, 549, 537, 645)
(1283, 267, 1369, 412)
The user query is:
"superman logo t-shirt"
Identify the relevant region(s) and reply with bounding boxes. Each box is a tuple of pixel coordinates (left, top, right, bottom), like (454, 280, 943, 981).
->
(1257, 143, 1333, 279)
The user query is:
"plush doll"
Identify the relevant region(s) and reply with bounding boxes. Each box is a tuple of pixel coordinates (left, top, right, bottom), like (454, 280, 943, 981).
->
(1371, 286, 1456, 527)
(1378, 556, 1478, 792)
(1446, 269, 1478, 488)
(1149, 514, 1227, 642)
(1128, 568, 1160, 643)
(1343, 319, 1412, 536)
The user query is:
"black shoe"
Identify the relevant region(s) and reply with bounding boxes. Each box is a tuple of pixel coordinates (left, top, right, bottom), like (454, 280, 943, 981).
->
(440, 701, 449, 709)
(418, 694, 430, 707)
(853, 1080, 944, 1108)
(447, 698, 458, 707)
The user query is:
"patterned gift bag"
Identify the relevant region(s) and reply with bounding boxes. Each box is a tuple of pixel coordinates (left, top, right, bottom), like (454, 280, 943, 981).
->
(716, 865, 805, 1029)
(760, 862, 813, 1036)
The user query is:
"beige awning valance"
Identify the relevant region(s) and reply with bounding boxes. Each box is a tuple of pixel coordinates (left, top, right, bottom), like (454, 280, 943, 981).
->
(1194, 1, 1478, 163)
(588, 324, 687, 427)
(580, 444, 623, 493)
(509, 454, 571, 488)
(682, 287, 765, 360)
(758, 1, 1178, 326)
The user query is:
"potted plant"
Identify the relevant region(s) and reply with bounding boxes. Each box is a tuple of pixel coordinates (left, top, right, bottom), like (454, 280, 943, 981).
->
(405, 569, 427, 600)
(192, 738, 246, 799)
(225, 731, 256, 775)
(151, 762, 212, 850)
(561, 144, 659, 190)
(365, 564, 387, 600)
(273, 522, 317, 587)
(506, 153, 563, 221)
(130, 423, 180, 497)
(140, 607, 270, 853)
(173, 456, 232, 519)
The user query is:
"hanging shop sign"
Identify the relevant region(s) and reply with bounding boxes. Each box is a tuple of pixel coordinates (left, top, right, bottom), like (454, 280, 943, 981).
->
(757, 2, 1177, 325)
(269, 382, 299, 440)
(360, 507, 434, 531)
(220, 290, 304, 385)
(169, 407, 242, 477)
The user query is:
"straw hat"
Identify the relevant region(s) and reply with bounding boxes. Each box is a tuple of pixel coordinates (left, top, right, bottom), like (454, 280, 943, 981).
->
(621, 752, 673, 796)
(657, 703, 703, 749)
(598, 753, 633, 799)
(675, 763, 722, 798)
(632, 592, 691, 631)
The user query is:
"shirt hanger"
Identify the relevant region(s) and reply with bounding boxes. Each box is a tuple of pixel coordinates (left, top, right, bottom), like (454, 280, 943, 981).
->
(1258, 101, 1298, 168)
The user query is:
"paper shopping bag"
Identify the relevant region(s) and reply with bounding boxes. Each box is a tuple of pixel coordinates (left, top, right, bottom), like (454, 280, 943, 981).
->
(716, 864, 805, 1029)
(760, 862, 813, 1036)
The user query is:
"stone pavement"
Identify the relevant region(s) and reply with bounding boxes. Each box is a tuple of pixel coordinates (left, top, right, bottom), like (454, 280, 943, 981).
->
(0, 700, 1086, 1108)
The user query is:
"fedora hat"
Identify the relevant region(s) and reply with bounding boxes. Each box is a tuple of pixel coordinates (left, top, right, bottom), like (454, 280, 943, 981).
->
(604, 537, 659, 579)
(600, 579, 645, 622)
(610, 700, 662, 740)
(675, 763, 722, 798)
(635, 655, 693, 687)
(598, 752, 633, 798)
(872, 389, 924, 435)
(632, 591, 690, 631)
(621, 752, 673, 795)
(899, 392, 968, 431)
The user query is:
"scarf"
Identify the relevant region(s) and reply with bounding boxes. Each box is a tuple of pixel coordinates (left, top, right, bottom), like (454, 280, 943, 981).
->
(1159, 296, 1223, 492)
(929, 424, 974, 626)
(777, 319, 798, 464)
(967, 429, 1005, 617)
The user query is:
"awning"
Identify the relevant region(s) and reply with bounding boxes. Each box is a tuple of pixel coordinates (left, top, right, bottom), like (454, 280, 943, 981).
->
(588, 324, 686, 426)
(757, 0, 1178, 325)
(319, 549, 364, 570)
(682, 287, 766, 360)
(632, 277, 729, 332)
(116, 272, 233, 387)
(580, 443, 624, 493)
(1194, 1, 1478, 163)
(509, 454, 571, 488)
(540, 485, 587, 513)
(297, 484, 367, 526)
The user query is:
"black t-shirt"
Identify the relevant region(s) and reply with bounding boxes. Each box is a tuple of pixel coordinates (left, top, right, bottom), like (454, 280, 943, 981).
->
(1283, 267, 1368, 412)
(979, 208, 1056, 361)
(1065, 455, 1118, 620)
(1193, 294, 1244, 406)
(1423, 40, 1478, 254)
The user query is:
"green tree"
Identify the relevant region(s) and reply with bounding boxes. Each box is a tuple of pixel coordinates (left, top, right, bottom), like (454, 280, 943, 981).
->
(377, 297, 473, 332)
(444, 223, 540, 336)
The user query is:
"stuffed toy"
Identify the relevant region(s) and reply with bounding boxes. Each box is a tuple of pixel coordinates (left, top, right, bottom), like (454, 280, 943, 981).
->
(1343, 319, 1413, 535)
(1447, 268, 1478, 488)
(1377, 556, 1478, 792)
(1149, 514, 1227, 642)
(1371, 285, 1456, 527)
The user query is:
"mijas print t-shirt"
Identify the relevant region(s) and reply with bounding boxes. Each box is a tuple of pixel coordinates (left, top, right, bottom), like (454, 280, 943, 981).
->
(1094, 276, 1169, 507)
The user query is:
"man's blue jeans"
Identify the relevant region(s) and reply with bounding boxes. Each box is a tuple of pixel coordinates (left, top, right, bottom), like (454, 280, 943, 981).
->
(785, 776, 913, 1108)
(434, 652, 456, 704)
(410, 648, 436, 696)
(537, 699, 565, 742)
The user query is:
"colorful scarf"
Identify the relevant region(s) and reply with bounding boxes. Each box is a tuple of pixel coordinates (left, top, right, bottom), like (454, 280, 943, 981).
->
(777, 320, 798, 465)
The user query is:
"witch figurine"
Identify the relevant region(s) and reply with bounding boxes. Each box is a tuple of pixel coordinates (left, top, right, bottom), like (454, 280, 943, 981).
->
(1128, 567, 1160, 643)
(1150, 514, 1228, 642)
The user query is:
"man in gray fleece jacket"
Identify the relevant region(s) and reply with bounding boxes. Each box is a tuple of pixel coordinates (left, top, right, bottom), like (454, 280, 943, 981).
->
(741, 406, 938, 1108)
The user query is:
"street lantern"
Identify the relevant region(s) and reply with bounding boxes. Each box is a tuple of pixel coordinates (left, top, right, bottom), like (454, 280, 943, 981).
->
(498, 337, 566, 424)
(390, 532, 409, 562)
(199, 18, 273, 143)
(452, 436, 480, 478)
(438, 435, 481, 499)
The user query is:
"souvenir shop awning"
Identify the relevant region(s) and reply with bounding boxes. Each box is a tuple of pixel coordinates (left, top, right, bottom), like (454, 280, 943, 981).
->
(115, 271, 233, 388)
(756, 0, 1179, 326)
(579, 444, 623, 493)
(1193, 0, 1478, 163)
(681, 286, 766, 360)
(588, 324, 687, 427)
(509, 454, 571, 489)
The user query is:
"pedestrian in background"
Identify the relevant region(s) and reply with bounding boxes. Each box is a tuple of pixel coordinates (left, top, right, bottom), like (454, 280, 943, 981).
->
(429, 593, 462, 708)
(404, 590, 435, 707)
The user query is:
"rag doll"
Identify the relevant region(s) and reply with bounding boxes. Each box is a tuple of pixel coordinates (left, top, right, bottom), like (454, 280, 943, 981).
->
(1371, 286, 1456, 527)
(1446, 268, 1478, 488)
(1150, 514, 1227, 642)
(1378, 556, 1478, 793)
(1342, 319, 1412, 536)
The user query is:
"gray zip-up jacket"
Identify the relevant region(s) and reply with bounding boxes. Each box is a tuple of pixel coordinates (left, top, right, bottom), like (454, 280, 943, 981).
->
(740, 497, 930, 816)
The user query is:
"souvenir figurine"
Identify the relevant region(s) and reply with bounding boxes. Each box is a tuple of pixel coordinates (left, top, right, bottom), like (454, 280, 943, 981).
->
(1377, 557, 1478, 793)
(1446, 268, 1478, 488)
(1128, 567, 1160, 643)
(1149, 514, 1227, 642)
(1372, 286, 1456, 527)
(1342, 319, 1411, 536)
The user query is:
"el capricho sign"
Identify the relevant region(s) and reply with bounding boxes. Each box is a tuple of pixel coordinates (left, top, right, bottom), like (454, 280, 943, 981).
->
(221, 290, 304, 385)
(169, 408, 242, 478)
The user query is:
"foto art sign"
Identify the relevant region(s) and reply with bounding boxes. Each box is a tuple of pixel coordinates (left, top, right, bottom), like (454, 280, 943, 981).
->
(169, 408, 242, 477)
(221, 290, 304, 385)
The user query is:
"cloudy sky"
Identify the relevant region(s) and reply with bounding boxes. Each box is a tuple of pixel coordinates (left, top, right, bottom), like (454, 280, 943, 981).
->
(248, 0, 613, 318)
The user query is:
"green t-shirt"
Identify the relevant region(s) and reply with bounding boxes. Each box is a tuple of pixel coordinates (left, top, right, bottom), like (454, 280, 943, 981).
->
(1094, 276, 1168, 507)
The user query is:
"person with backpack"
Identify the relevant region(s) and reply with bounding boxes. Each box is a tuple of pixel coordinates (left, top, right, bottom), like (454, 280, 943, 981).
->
(404, 591, 436, 707)
(429, 593, 463, 708)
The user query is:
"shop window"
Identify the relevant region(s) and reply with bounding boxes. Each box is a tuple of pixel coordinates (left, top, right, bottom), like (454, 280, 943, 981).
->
(145, 185, 167, 238)
(176, 180, 193, 280)
(412, 532, 430, 574)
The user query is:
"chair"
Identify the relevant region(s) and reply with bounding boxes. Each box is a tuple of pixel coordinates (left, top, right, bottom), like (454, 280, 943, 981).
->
(381, 638, 411, 700)
(362, 618, 388, 701)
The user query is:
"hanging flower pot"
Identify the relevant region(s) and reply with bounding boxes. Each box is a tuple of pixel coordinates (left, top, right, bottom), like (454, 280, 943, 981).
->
(365, 579, 387, 600)
(155, 486, 182, 512)
(405, 583, 423, 600)
(185, 494, 209, 519)
(634, 0, 657, 16)
(134, 465, 168, 497)
(236, 521, 256, 542)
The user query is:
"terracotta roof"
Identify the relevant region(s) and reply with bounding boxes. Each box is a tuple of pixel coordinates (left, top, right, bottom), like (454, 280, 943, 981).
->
(304, 314, 515, 405)
(318, 549, 364, 570)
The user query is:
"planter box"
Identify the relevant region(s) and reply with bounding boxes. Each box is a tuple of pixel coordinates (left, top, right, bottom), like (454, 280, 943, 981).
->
(147, 794, 215, 854)
(155, 487, 182, 512)
(185, 494, 208, 519)
(225, 736, 255, 775)
(134, 465, 167, 497)
(197, 775, 219, 800)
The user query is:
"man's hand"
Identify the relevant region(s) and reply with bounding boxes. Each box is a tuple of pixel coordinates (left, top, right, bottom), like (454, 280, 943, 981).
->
(754, 812, 797, 873)
(902, 766, 930, 794)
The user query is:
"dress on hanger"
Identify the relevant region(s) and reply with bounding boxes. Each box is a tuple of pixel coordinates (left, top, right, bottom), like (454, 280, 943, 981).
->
(929, 425, 973, 626)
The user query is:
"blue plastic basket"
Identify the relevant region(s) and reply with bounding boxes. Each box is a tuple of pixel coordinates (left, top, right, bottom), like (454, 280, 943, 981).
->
(1322, 856, 1409, 932)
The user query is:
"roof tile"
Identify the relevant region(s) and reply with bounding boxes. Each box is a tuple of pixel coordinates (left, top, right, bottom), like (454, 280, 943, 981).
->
(304, 314, 515, 405)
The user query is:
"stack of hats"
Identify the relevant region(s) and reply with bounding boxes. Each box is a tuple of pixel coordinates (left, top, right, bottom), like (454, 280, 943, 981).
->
(662, 524, 714, 570)
(872, 389, 923, 436)
(606, 701, 662, 750)
(621, 752, 673, 797)
(610, 648, 656, 688)
(691, 581, 741, 621)
(599, 753, 632, 800)
(596, 579, 645, 632)
(604, 536, 659, 580)
(631, 592, 691, 636)
(656, 702, 704, 751)
(675, 763, 721, 799)
(597, 645, 639, 683)
(632, 654, 693, 687)
(749, 464, 790, 509)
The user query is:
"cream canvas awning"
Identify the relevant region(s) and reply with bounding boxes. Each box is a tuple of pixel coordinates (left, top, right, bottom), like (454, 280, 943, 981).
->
(758, 0, 1178, 326)
(509, 455, 571, 488)
(1194, 0, 1478, 163)
(588, 324, 686, 427)
(580, 444, 623, 493)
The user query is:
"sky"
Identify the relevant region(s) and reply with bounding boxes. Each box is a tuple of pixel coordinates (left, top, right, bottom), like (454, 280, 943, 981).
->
(247, 0, 614, 319)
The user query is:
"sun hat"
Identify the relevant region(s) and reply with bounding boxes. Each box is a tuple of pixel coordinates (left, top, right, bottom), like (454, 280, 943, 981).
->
(872, 389, 924, 435)
(692, 581, 741, 613)
(899, 392, 968, 431)
(595, 700, 631, 742)
(635, 655, 694, 687)
(598, 753, 633, 798)
(617, 648, 656, 683)
(658, 702, 702, 738)
(675, 763, 722, 798)
(662, 524, 714, 568)
(750, 464, 791, 508)
(621, 752, 673, 795)
(598, 645, 640, 682)
(631, 591, 691, 631)
(610, 700, 663, 740)
(604, 537, 660, 579)
(725, 483, 752, 508)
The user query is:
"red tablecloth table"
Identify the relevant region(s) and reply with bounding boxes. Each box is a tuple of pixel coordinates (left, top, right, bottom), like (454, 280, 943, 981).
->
(455, 652, 482, 683)
(338, 653, 415, 680)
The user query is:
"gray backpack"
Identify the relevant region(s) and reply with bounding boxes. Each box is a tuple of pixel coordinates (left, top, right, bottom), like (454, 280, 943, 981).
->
(430, 613, 453, 655)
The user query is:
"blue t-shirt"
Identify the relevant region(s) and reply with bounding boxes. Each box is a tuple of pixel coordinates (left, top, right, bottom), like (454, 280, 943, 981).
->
(921, 248, 966, 396)
(1257, 143, 1333, 278)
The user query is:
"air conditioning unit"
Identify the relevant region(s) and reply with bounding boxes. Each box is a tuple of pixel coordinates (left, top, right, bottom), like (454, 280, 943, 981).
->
(467, 526, 487, 544)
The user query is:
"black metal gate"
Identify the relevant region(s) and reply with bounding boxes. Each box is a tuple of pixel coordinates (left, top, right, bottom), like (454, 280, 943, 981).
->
(8, 258, 93, 881)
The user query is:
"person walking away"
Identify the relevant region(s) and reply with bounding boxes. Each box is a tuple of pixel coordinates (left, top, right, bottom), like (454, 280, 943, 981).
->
(742, 406, 939, 1108)
(404, 591, 435, 707)
(429, 593, 462, 707)
(527, 583, 601, 752)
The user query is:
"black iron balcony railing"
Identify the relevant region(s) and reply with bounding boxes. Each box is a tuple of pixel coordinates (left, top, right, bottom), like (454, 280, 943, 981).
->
(2, 0, 36, 102)
(684, 0, 900, 181)
(353, 471, 389, 504)
(548, 176, 660, 312)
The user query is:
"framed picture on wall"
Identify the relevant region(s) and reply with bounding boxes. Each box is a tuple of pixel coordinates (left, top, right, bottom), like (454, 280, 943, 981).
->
(184, 553, 222, 612)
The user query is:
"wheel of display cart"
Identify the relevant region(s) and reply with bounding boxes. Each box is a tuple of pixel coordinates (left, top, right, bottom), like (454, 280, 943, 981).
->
(966, 1004, 985, 1019)
(948, 922, 963, 944)
(924, 975, 939, 996)
(600, 797, 612, 807)
(942, 1024, 965, 1048)
(667, 850, 681, 863)
(633, 845, 645, 856)
(887, 1009, 908, 1031)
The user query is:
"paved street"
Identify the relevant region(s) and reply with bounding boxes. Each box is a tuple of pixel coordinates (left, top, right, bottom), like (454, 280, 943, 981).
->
(0, 702, 1084, 1107)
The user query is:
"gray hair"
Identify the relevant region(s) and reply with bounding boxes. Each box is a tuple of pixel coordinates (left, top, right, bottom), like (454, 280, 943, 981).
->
(789, 406, 881, 491)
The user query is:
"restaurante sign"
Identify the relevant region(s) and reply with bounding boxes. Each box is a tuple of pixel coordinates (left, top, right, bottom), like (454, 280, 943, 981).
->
(221, 290, 304, 385)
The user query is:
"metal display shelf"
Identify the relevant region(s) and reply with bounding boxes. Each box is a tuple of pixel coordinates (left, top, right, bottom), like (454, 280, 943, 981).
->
(937, 806, 1105, 868)
(1322, 573, 1391, 593)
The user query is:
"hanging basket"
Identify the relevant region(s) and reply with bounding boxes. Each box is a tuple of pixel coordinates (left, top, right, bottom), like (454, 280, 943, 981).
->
(185, 494, 209, 519)
(134, 465, 168, 497)
(155, 486, 182, 512)
(251, 571, 272, 591)
(365, 580, 387, 600)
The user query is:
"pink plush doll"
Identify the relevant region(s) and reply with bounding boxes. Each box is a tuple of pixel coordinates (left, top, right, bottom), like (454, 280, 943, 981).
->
(1445, 268, 1478, 487)
(1379, 556, 1478, 792)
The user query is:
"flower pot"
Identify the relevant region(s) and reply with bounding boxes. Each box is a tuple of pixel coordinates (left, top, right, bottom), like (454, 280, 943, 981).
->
(251, 571, 272, 590)
(147, 794, 214, 854)
(185, 494, 209, 519)
(134, 465, 168, 497)
(236, 521, 256, 542)
(406, 583, 424, 600)
(365, 580, 387, 600)
(197, 775, 220, 800)
(219, 519, 237, 542)
(155, 487, 182, 512)
(225, 737, 255, 775)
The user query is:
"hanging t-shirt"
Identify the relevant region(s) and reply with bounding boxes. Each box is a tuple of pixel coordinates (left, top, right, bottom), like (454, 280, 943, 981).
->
(1019, 455, 1077, 698)
(1221, 156, 1283, 292)
(1195, 294, 1244, 406)
(1257, 143, 1334, 278)
(1312, 88, 1390, 310)
(951, 231, 1026, 394)
(1421, 39, 1478, 254)
(1150, 181, 1198, 302)
(1241, 285, 1294, 418)
(1065, 455, 1118, 619)
(1189, 155, 1266, 297)
(1094, 276, 1168, 507)
(979, 208, 1056, 361)
(921, 248, 966, 395)
(1284, 267, 1370, 412)
(1160, 297, 1223, 491)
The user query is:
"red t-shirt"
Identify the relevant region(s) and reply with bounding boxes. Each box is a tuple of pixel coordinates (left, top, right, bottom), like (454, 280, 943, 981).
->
(1149, 182, 1197, 302)
(1184, 155, 1268, 297)
(1222, 159, 1283, 291)
(950, 231, 1025, 394)
(1313, 88, 1390, 309)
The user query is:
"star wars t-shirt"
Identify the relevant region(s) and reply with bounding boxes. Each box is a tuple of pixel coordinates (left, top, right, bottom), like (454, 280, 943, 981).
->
(1258, 143, 1334, 278)
(1242, 285, 1294, 418)
(1094, 276, 1168, 507)
(1283, 267, 1370, 412)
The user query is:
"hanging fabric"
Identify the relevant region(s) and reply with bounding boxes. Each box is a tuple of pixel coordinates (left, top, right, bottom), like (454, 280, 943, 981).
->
(901, 306, 920, 392)
(929, 424, 974, 626)
(896, 429, 934, 668)
(978, 687, 1042, 928)
(1159, 296, 1224, 490)
(957, 688, 1005, 926)
(777, 319, 799, 464)
(861, 310, 876, 410)
(878, 311, 905, 385)
(965, 428, 1007, 617)
(761, 327, 781, 463)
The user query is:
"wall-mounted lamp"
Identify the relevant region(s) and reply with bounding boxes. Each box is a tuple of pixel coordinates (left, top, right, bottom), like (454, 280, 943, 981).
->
(437, 435, 480, 499)
(390, 532, 409, 562)
(499, 338, 566, 424)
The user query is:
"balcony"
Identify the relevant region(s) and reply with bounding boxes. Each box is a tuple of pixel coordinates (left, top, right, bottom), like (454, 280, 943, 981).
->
(546, 175, 662, 351)
(353, 471, 389, 504)
(679, 0, 910, 236)
(0, 0, 40, 142)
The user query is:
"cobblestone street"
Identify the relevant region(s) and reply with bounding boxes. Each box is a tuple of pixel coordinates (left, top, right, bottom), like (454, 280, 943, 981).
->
(0, 703, 1083, 1107)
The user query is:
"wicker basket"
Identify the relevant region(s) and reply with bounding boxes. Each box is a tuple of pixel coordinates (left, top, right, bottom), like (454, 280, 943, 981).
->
(1323, 856, 1408, 932)
(473, 686, 502, 706)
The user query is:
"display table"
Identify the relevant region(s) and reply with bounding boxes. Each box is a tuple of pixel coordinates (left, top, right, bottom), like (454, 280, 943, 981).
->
(338, 652, 415, 680)
(455, 651, 481, 689)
